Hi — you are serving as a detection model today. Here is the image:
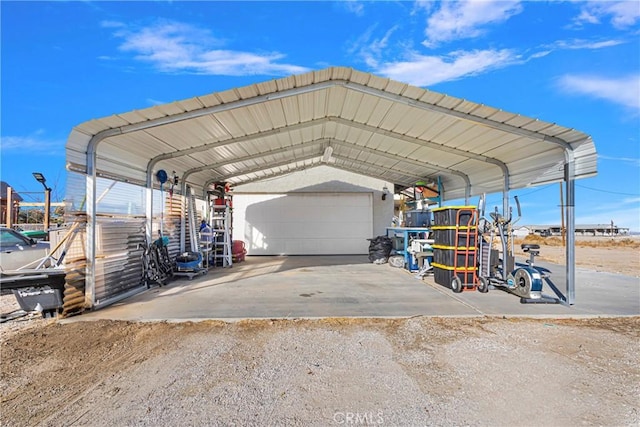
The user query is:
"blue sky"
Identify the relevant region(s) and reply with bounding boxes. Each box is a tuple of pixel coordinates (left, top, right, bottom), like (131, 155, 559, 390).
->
(1, 1, 639, 230)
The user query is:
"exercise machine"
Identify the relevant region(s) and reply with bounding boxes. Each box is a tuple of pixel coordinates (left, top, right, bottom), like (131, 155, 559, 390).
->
(477, 195, 564, 304)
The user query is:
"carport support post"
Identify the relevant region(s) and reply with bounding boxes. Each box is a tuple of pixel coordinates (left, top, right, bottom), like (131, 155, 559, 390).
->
(145, 186, 153, 244)
(85, 161, 97, 308)
(565, 161, 576, 304)
(503, 191, 509, 219)
(180, 181, 187, 253)
(502, 174, 510, 222)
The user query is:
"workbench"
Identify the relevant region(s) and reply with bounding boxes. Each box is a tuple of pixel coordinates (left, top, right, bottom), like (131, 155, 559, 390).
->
(386, 227, 431, 271)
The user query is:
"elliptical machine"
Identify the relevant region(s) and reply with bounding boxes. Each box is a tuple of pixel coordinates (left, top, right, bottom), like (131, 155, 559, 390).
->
(476, 196, 547, 300)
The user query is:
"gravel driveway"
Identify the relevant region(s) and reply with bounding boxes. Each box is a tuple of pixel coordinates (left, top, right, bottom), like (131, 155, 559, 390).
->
(2, 316, 638, 426)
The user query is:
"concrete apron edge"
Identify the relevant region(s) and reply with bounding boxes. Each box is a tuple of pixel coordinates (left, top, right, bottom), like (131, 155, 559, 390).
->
(59, 313, 640, 325)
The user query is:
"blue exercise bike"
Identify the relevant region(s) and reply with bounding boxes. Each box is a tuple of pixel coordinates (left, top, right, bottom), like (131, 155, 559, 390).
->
(476, 196, 558, 303)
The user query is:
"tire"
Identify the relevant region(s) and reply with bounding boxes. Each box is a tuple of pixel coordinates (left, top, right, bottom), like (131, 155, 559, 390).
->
(451, 276, 463, 293)
(477, 276, 489, 293)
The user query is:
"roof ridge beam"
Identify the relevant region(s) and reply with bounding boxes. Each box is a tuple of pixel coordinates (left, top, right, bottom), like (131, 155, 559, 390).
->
(203, 157, 323, 190)
(146, 113, 492, 191)
(214, 152, 323, 183)
(227, 162, 328, 188)
(147, 113, 503, 182)
(330, 139, 470, 192)
(182, 140, 328, 181)
(330, 154, 426, 186)
(190, 136, 469, 198)
(328, 163, 415, 187)
(229, 161, 414, 189)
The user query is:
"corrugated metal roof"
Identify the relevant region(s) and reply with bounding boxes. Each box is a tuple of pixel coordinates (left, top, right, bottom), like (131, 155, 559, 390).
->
(66, 66, 597, 200)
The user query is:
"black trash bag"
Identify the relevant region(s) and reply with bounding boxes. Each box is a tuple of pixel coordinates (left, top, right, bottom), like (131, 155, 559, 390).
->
(367, 236, 393, 264)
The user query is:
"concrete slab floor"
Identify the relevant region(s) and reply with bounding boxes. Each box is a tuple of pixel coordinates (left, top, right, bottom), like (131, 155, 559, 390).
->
(72, 255, 640, 322)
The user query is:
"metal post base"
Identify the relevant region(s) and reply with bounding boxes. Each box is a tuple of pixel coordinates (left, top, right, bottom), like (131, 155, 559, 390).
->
(520, 295, 568, 306)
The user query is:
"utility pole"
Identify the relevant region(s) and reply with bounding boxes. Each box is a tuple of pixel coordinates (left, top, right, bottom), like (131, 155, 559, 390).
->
(6, 186, 13, 228)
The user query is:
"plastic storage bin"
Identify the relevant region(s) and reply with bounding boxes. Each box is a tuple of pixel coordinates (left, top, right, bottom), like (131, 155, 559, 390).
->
(432, 206, 476, 226)
(433, 246, 477, 267)
(433, 264, 476, 288)
(405, 209, 431, 227)
(432, 227, 477, 247)
(13, 286, 63, 313)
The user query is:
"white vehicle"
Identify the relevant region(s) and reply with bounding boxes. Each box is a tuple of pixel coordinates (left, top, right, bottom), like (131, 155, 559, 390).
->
(0, 227, 50, 271)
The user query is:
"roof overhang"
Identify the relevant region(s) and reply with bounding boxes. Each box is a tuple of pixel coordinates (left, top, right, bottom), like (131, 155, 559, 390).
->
(66, 66, 597, 200)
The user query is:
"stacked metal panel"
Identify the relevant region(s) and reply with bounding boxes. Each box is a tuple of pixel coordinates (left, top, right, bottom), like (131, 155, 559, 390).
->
(93, 218, 146, 305)
(159, 191, 184, 261)
(49, 221, 86, 316)
(50, 216, 147, 313)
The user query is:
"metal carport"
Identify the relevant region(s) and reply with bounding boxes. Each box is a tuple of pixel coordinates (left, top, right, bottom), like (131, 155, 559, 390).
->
(65, 66, 597, 309)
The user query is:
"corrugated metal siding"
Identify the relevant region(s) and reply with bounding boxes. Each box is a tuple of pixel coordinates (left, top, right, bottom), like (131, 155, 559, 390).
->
(50, 216, 147, 313)
(94, 219, 146, 306)
(63, 176, 189, 309)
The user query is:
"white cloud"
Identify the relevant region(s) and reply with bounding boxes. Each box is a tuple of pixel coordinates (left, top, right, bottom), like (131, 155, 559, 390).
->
(530, 50, 552, 60)
(622, 196, 640, 204)
(108, 20, 309, 76)
(0, 135, 65, 156)
(376, 49, 520, 87)
(146, 98, 166, 106)
(558, 74, 640, 111)
(574, 1, 640, 29)
(100, 20, 125, 29)
(598, 155, 640, 167)
(351, 24, 400, 68)
(422, 0, 523, 47)
(577, 206, 640, 231)
(523, 37, 625, 65)
(341, 0, 365, 17)
(412, 1, 435, 15)
(575, 194, 640, 231)
(548, 38, 625, 50)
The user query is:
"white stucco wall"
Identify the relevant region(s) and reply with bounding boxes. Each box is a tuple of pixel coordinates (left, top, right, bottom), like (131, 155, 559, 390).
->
(233, 166, 394, 237)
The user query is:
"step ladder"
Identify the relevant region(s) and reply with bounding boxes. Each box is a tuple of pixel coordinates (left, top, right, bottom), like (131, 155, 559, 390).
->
(211, 203, 233, 267)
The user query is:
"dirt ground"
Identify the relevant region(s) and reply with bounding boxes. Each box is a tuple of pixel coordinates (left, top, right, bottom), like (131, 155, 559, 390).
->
(1, 239, 639, 426)
(514, 236, 640, 277)
(1, 317, 639, 426)
(515, 244, 639, 277)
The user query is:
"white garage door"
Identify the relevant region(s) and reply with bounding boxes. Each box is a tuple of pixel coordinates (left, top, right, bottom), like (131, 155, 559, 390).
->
(233, 193, 373, 255)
